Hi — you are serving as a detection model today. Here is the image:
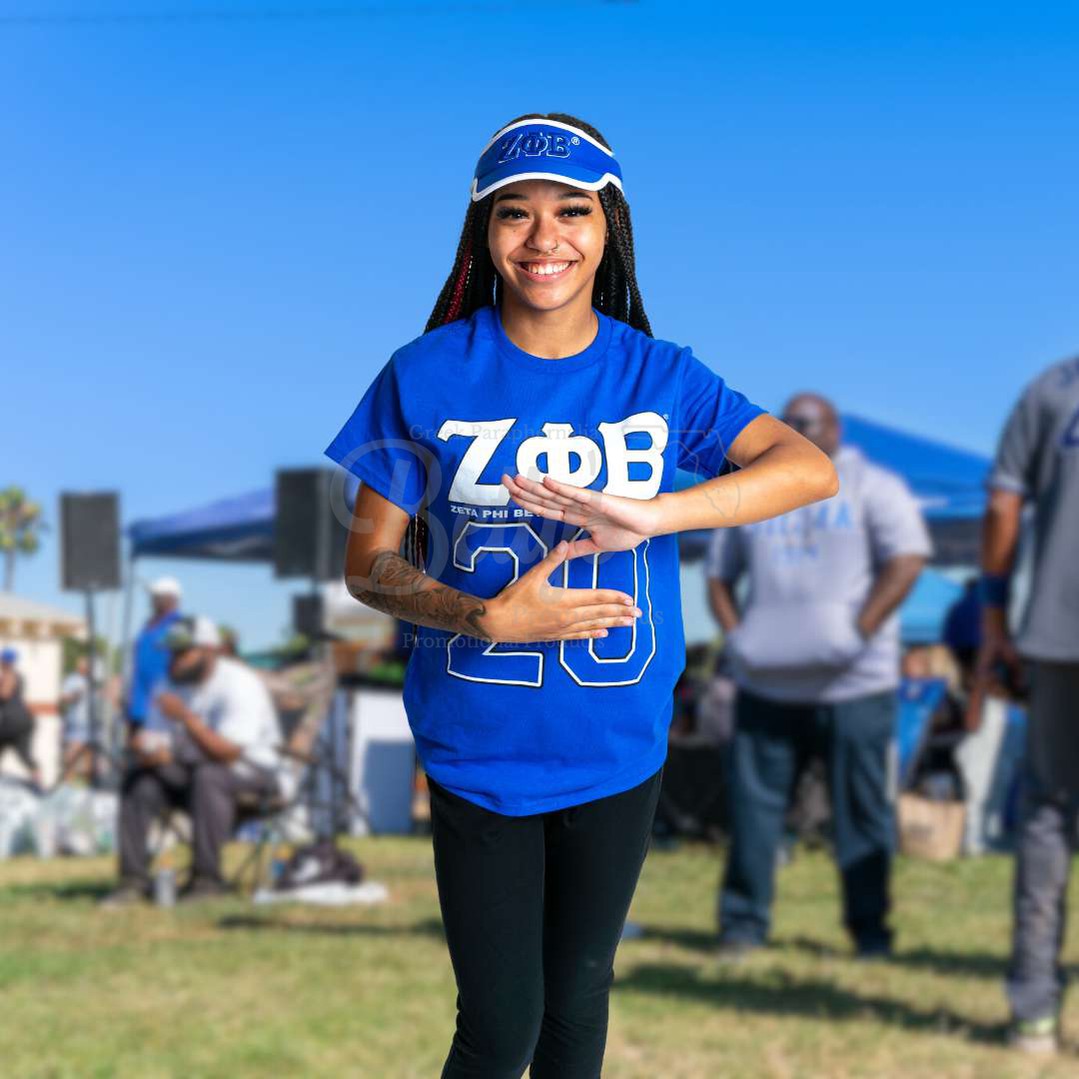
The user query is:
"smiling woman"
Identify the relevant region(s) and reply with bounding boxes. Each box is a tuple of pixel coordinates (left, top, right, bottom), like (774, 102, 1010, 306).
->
(323, 111, 837, 1078)
(488, 180, 607, 341)
(425, 113, 651, 337)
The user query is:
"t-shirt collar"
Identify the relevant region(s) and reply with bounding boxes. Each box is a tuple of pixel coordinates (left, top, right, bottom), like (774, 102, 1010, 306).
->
(479, 304, 611, 372)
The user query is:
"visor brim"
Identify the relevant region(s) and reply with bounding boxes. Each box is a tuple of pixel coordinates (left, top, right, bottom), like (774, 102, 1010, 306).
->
(471, 169, 623, 203)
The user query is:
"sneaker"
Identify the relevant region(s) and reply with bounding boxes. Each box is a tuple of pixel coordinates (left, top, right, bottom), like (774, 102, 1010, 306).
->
(715, 936, 761, 963)
(177, 875, 234, 903)
(1010, 1015, 1059, 1055)
(854, 937, 894, 962)
(98, 880, 150, 909)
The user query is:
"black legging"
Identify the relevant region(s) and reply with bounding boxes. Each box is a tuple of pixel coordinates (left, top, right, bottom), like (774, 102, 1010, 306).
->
(0, 706, 38, 773)
(429, 767, 663, 1079)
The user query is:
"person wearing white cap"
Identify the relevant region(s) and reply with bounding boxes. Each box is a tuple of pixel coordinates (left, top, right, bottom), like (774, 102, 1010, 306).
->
(124, 576, 184, 730)
(102, 614, 285, 905)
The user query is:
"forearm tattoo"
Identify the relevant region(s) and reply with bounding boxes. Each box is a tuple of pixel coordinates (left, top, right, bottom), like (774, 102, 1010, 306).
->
(347, 549, 492, 641)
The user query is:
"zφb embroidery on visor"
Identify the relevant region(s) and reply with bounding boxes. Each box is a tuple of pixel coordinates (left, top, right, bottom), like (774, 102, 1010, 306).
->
(471, 119, 623, 202)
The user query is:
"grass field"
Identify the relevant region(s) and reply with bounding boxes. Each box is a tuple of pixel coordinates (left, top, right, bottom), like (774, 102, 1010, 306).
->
(2, 838, 1078, 1078)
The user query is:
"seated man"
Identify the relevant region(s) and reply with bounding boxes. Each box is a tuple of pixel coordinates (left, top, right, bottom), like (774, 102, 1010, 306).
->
(102, 615, 286, 905)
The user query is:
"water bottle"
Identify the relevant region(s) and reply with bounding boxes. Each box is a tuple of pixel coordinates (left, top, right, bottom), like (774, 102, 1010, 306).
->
(154, 866, 176, 907)
(270, 857, 286, 888)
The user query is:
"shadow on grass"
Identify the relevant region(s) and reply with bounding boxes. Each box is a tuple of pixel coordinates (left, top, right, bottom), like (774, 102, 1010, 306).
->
(636, 927, 1078, 986)
(629, 925, 718, 952)
(0, 880, 113, 902)
(614, 962, 1007, 1045)
(783, 934, 1079, 982)
(217, 913, 446, 938)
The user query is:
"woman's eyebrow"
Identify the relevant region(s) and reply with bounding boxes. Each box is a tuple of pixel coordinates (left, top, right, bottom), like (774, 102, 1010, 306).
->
(493, 191, 593, 204)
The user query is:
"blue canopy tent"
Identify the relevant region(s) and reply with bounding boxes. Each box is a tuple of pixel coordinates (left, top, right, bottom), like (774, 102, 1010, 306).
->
(898, 568, 966, 644)
(124, 477, 357, 667)
(127, 475, 360, 563)
(128, 488, 276, 562)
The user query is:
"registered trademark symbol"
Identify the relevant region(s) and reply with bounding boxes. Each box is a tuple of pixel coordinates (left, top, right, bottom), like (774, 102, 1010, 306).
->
(570, 136, 580, 145)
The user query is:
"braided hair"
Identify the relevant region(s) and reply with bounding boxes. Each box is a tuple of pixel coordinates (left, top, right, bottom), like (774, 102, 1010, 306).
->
(425, 112, 651, 335)
(405, 113, 652, 570)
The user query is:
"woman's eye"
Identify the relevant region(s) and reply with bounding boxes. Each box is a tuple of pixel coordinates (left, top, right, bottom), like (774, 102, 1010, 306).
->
(496, 208, 528, 220)
(561, 206, 592, 217)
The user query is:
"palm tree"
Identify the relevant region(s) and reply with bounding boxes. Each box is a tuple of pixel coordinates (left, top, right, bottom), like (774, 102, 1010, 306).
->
(0, 487, 45, 592)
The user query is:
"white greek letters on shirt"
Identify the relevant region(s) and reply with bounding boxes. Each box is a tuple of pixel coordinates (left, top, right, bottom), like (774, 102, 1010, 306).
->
(436, 411, 668, 502)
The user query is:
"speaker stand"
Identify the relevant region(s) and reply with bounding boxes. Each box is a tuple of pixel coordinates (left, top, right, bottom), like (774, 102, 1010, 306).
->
(83, 589, 105, 791)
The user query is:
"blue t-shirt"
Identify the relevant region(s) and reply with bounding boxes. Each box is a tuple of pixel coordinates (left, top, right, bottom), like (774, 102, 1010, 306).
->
(127, 609, 183, 725)
(325, 304, 764, 814)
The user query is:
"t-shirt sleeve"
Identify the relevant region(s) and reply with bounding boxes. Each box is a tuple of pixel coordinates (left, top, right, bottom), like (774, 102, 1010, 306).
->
(323, 355, 428, 515)
(863, 468, 933, 565)
(989, 379, 1047, 497)
(674, 349, 766, 478)
(705, 526, 745, 582)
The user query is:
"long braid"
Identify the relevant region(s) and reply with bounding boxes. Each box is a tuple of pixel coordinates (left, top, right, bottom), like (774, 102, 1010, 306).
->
(424, 202, 497, 333)
(406, 112, 652, 570)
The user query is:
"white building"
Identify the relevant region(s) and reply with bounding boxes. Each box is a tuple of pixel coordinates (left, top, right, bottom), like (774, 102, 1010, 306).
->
(0, 593, 86, 784)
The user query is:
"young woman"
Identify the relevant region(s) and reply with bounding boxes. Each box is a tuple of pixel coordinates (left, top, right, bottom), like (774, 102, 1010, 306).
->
(325, 113, 838, 1078)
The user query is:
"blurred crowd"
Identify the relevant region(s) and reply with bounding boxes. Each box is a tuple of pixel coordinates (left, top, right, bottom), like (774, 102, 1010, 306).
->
(666, 358, 1078, 1052)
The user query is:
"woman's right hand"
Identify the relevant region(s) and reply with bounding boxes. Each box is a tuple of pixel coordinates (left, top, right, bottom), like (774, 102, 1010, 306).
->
(478, 539, 642, 644)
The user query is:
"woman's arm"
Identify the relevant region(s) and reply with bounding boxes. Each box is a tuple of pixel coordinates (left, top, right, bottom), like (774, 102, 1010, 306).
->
(343, 485, 638, 644)
(502, 414, 838, 548)
(344, 484, 493, 639)
(650, 414, 838, 536)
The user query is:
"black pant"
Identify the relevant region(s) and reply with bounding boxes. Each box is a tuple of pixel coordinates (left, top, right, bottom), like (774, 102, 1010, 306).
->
(719, 689, 896, 948)
(0, 707, 38, 773)
(429, 768, 663, 1079)
(118, 760, 279, 884)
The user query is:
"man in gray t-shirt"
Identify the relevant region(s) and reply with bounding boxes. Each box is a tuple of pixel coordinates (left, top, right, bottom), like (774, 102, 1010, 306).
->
(708, 393, 931, 957)
(982, 355, 1079, 1052)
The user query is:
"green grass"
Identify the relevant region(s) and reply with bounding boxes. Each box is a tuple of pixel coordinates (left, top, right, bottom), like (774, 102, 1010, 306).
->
(1, 839, 1077, 1078)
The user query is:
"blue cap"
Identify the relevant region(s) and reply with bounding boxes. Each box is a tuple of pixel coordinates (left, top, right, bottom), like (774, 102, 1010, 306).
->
(0, 647, 17, 663)
(471, 119, 623, 203)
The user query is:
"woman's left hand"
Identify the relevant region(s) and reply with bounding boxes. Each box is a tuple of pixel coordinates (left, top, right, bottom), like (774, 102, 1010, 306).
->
(501, 473, 661, 555)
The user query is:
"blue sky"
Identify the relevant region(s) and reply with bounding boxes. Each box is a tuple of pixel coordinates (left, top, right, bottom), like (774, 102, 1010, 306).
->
(3, 1, 1077, 648)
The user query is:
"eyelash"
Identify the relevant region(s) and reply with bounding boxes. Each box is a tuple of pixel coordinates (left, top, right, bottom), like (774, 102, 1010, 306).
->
(495, 206, 593, 221)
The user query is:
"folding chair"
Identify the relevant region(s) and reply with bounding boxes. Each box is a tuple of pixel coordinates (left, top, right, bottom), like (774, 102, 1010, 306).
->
(228, 658, 371, 894)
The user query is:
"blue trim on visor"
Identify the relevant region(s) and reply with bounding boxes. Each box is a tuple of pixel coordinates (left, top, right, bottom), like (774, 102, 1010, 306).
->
(471, 120, 623, 202)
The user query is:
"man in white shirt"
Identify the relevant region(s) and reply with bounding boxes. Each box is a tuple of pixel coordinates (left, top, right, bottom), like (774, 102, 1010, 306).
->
(708, 394, 931, 958)
(102, 616, 286, 905)
(59, 655, 96, 780)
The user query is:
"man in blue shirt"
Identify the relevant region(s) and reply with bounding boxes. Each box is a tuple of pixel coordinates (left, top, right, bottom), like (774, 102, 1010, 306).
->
(126, 576, 184, 729)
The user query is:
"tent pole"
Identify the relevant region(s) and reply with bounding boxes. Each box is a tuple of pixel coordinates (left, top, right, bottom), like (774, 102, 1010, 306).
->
(117, 548, 138, 756)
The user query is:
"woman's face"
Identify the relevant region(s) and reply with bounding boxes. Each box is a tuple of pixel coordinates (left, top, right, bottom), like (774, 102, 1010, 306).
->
(486, 179, 607, 315)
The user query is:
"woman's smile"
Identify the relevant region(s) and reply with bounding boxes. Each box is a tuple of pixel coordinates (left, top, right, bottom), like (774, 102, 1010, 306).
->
(515, 259, 576, 282)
